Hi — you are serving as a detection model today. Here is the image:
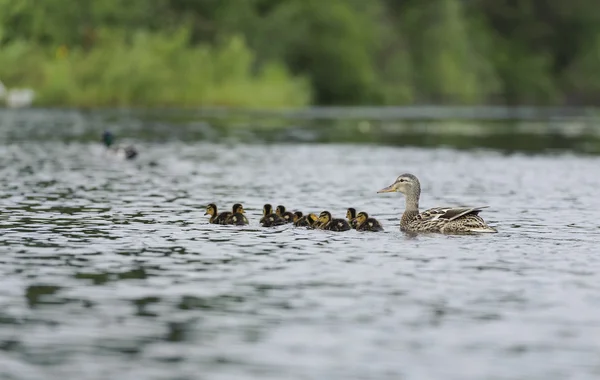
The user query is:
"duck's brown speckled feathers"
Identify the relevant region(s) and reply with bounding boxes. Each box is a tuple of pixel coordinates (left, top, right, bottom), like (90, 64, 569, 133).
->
(354, 212, 384, 232)
(377, 173, 497, 234)
(317, 211, 351, 232)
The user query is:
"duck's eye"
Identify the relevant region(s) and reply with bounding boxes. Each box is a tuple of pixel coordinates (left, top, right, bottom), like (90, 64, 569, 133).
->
(398, 178, 405, 182)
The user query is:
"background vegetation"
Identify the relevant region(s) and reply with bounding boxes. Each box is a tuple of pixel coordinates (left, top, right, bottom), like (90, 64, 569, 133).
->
(0, 0, 599, 108)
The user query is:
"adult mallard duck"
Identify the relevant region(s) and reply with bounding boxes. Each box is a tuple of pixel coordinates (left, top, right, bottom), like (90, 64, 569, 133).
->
(294, 212, 319, 228)
(102, 131, 138, 160)
(260, 204, 287, 227)
(225, 203, 249, 225)
(377, 173, 497, 234)
(346, 208, 359, 229)
(276, 205, 295, 223)
(205, 203, 232, 224)
(354, 211, 384, 232)
(317, 211, 351, 231)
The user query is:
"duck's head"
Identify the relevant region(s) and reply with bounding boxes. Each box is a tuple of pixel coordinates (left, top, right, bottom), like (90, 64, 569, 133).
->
(232, 203, 245, 214)
(308, 213, 319, 226)
(355, 211, 369, 225)
(263, 204, 273, 216)
(292, 211, 303, 222)
(318, 211, 332, 225)
(346, 208, 357, 220)
(102, 130, 114, 147)
(276, 205, 286, 216)
(205, 203, 217, 216)
(377, 173, 420, 196)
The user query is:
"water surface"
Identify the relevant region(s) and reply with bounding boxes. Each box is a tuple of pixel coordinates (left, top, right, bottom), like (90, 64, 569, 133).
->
(0, 112, 600, 380)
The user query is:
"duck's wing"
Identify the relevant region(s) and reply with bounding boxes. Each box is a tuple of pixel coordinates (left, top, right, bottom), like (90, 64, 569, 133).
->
(418, 206, 489, 222)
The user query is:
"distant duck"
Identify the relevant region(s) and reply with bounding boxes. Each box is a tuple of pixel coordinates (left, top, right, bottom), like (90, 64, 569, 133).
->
(377, 173, 497, 234)
(102, 130, 138, 160)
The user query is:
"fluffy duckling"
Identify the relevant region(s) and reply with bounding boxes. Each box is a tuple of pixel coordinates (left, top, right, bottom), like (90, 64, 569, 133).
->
(354, 211, 384, 232)
(225, 203, 249, 225)
(317, 211, 351, 231)
(205, 203, 232, 224)
(292, 211, 303, 223)
(276, 205, 295, 223)
(260, 204, 287, 227)
(294, 212, 319, 228)
(102, 130, 138, 160)
(346, 207, 359, 229)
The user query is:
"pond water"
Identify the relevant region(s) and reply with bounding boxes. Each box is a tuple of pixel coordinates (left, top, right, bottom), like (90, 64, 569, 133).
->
(0, 110, 600, 380)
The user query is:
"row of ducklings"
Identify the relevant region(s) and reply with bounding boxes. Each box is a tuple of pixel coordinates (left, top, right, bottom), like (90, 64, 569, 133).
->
(205, 203, 383, 232)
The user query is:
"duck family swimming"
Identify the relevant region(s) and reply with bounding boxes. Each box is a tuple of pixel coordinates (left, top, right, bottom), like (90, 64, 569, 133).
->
(205, 173, 497, 234)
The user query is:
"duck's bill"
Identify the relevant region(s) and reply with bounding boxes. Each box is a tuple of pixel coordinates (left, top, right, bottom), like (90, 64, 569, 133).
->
(203, 212, 209, 215)
(377, 184, 395, 193)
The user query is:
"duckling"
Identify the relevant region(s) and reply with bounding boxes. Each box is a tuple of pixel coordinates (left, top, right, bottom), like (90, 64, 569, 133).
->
(293, 212, 319, 228)
(292, 211, 303, 223)
(102, 130, 138, 160)
(346, 207, 359, 229)
(260, 204, 287, 227)
(225, 203, 249, 225)
(205, 203, 232, 225)
(276, 205, 295, 223)
(317, 211, 351, 231)
(354, 211, 384, 232)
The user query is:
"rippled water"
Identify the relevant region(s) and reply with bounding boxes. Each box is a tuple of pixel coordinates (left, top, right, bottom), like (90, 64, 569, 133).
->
(1, 123, 600, 379)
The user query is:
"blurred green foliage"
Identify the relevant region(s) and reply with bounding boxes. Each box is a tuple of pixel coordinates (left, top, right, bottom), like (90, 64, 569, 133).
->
(0, 0, 599, 107)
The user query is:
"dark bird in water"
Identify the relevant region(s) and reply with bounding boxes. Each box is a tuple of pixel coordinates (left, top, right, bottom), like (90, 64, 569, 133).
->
(317, 211, 351, 231)
(276, 205, 295, 223)
(346, 207, 359, 229)
(293, 212, 319, 228)
(102, 130, 138, 160)
(225, 203, 249, 225)
(260, 204, 287, 227)
(354, 211, 384, 232)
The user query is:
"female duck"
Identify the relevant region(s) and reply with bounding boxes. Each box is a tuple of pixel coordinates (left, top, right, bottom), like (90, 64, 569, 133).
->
(354, 212, 384, 232)
(377, 173, 497, 234)
(260, 204, 287, 227)
(317, 211, 351, 231)
(102, 131, 138, 160)
(276, 205, 295, 223)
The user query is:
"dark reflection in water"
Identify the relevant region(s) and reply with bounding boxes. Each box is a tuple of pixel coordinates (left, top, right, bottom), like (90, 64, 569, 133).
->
(0, 111, 599, 379)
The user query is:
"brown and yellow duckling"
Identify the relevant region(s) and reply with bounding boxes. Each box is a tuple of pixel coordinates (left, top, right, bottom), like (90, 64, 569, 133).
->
(205, 203, 232, 224)
(346, 207, 359, 229)
(317, 211, 351, 231)
(260, 203, 287, 227)
(225, 203, 249, 225)
(276, 205, 295, 223)
(293, 212, 319, 228)
(354, 211, 384, 232)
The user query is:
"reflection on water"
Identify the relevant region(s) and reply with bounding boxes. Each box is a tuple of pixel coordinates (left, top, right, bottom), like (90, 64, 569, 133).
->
(0, 111, 600, 379)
